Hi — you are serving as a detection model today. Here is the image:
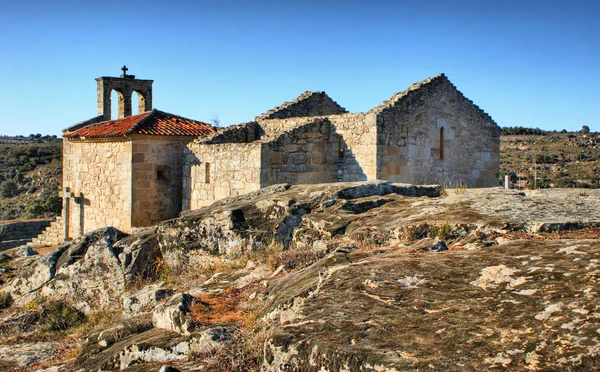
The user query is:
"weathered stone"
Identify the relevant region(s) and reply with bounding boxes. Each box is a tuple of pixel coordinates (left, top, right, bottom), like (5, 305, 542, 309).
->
(0, 342, 60, 368)
(122, 282, 173, 314)
(263, 239, 600, 371)
(17, 245, 37, 257)
(2, 227, 163, 313)
(152, 293, 194, 335)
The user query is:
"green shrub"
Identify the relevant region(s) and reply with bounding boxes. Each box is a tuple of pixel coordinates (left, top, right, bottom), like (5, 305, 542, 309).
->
(26, 192, 62, 218)
(0, 292, 12, 309)
(40, 301, 85, 332)
(0, 180, 18, 198)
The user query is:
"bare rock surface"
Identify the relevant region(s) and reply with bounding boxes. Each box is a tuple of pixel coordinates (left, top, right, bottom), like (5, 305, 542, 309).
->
(262, 239, 600, 371)
(74, 327, 232, 371)
(0, 342, 60, 368)
(157, 181, 442, 258)
(0, 226, 160, 313)
(2, 182, 600, 371)
(152, 293, 194, 335)
(122, 282, 173, 314)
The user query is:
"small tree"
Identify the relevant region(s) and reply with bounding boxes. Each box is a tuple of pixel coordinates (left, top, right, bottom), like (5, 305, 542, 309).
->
(581, 125, 590, 134)
(0, 180, 18, 198)
(209, 110, 221, 128)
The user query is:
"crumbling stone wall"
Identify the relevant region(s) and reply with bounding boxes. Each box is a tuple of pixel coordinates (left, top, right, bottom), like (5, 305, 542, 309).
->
(130, 136, 190, 227)
(63, 139, 132, 238)
(256, 91, 347, 120)
(373, 75, 500, 187)
(0, 219, 53, 251)
(200, 122, 259, 144)
(260, 119, 333, 185)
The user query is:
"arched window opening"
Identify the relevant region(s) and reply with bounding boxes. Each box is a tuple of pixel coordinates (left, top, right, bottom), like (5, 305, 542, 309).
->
(134, 91, 147, 114)
(110, 90, 121, 120)
(440, 127, 444, 160)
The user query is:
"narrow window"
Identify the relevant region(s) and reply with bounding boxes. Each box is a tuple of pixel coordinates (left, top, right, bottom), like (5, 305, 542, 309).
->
(156, 165, 169, 183)
(440, 127, 444, 160)
(338, 136, 345, 158)
(205, 163, 211, 183)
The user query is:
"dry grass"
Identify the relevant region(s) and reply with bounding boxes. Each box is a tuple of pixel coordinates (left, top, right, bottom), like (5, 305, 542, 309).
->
(350, 221, 393, 250)
(190, 288, 245, 326)
(429, 210, 454, 240)
(397, 224, 429, 243)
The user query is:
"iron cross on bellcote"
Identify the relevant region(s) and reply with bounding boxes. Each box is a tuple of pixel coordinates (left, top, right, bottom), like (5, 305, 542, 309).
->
(120, 65, 134, 79)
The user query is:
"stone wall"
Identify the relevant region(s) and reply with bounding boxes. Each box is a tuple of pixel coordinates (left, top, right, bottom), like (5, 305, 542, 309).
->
(63, 139, 132, 238)
(130, 136, 190, 227)
(372, 74, 500, 187)
(183, 142, 263, 210)
(260, 119, 333, 185)
(327, 113, 377, 181)
(199, 122, 259, 145)
(0, 219, 53, 251)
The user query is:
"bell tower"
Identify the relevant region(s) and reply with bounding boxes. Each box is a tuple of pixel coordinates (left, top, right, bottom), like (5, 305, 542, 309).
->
(96, 66, 153, 120)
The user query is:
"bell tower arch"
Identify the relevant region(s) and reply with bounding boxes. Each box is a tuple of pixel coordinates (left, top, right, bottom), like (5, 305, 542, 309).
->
(96, 66, 153, 120)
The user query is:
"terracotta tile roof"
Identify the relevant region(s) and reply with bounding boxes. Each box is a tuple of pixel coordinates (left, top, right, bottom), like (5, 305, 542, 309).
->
(64, 110, 215, 139)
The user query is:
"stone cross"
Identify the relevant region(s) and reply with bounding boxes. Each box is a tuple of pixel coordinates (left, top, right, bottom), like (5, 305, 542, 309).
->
(121, 65, 128, 76)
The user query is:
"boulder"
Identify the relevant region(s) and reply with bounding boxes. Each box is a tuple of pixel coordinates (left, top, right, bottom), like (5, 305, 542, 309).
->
(152, 293, 195, 335)
(40, 227, 127, 313)
(122, 282, 173, 314)
(17, 245, 37, 257)
(2, 226, 166, 313)
(113, 229, 162, 282)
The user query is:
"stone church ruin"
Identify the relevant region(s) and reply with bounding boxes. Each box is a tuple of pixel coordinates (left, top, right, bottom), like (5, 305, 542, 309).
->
(60, 69, 500, 240)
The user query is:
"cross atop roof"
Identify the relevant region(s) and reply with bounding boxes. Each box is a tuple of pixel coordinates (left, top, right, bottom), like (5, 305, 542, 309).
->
(120, 65, 135, 79)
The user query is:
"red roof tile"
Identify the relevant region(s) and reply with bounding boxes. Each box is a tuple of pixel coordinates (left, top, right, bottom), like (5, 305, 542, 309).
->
(64, 110, 215, 139)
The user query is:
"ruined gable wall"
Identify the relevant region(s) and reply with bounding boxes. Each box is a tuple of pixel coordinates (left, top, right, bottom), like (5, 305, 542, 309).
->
(184, 142, 262, 210)
(197, 122, 259, 144)
(257, 114, 376, 182)
(130, 136, 190, 227)
(257, 92, 347, 120)
(374, 78, 500, 187)
(62, 139, 132, 238)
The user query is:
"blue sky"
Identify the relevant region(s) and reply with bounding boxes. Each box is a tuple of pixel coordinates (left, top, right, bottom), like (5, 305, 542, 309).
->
(0, 0, 598, 136)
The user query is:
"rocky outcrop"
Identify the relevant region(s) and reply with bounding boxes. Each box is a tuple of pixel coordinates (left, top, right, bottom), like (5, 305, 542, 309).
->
(3, 183, 600, 371)
(122, 282, 173, 314)
(152, 293, 195, 335)
(157, 181, 442, 261)
(74, 327, 233, 371)
(262, 239, 600, 371)
(1, 227, 160, 313)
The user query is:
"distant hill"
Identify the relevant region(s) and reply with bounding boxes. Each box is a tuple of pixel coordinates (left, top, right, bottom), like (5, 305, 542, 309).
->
(500, 131, 600, 189)
(0, 135, 62, 220)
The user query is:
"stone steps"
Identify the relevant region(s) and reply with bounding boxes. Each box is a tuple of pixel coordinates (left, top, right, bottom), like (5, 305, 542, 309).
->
(27, 216, 66, 247)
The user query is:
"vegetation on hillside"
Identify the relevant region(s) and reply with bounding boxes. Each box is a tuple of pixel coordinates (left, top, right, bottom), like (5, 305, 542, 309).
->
(0, 136, 62, 220)
(501, 129, 600, 189)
